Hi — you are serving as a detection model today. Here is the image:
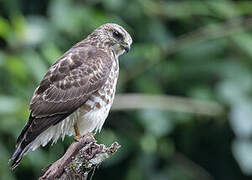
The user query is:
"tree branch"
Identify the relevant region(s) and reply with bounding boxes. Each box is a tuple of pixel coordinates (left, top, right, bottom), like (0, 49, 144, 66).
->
(112, 93, 225, 117)
(39, 134, 121, 180)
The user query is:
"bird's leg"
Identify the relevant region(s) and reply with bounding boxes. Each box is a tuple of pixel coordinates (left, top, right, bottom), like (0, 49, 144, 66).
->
(74, 123, 81, 141)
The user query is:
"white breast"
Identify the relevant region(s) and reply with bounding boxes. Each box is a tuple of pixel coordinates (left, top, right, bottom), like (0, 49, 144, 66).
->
(76, 64, 118, 135)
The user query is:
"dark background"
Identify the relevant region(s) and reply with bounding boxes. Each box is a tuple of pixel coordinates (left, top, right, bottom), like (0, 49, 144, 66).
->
(1, 0, 252, 179)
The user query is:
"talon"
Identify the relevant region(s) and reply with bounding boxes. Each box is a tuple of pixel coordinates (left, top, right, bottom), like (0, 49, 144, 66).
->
(74, 135, 81, 141)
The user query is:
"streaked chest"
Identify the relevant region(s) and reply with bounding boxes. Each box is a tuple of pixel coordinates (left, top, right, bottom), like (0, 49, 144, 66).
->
(75, 55, 119, 133)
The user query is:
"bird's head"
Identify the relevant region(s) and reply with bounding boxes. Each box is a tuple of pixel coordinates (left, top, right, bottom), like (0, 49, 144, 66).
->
(91, 23, 132, 57)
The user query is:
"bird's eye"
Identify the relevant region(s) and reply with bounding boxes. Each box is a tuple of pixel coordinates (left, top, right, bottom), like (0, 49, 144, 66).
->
(113, 31, 123, 40)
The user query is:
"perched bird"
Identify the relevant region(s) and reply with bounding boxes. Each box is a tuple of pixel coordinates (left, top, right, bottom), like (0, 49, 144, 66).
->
(10, 23, 132, 169)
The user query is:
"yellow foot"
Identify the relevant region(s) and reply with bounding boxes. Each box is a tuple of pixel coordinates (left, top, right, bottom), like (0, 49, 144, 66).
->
(74, 135, 82, 142)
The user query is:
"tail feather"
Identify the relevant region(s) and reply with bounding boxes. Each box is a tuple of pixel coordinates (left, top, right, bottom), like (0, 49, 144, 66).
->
(10, 142, 32, 169)
(10, 113, 72, 169)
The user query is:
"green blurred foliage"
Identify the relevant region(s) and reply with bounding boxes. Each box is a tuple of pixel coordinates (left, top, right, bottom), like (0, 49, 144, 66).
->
(1, 0, 252, 179)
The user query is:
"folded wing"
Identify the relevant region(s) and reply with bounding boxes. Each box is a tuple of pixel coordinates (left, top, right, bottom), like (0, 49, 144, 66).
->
(11, 44, 113, 169)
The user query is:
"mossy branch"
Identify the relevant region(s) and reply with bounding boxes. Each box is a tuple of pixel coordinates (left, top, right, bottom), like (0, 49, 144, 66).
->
(39, 134, 120, 180)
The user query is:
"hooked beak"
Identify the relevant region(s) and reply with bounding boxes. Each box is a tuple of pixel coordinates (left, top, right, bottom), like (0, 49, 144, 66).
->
(121, 43, 130, 53)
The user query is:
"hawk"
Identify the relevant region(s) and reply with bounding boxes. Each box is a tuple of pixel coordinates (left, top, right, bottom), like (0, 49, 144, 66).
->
(10, 23, 132, 169)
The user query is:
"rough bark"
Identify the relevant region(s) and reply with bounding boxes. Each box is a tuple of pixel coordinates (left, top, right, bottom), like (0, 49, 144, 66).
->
(39, 134, 120, 180)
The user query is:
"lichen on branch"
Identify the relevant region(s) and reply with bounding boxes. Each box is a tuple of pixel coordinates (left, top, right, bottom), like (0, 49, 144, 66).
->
(39, 134, 121, 180)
